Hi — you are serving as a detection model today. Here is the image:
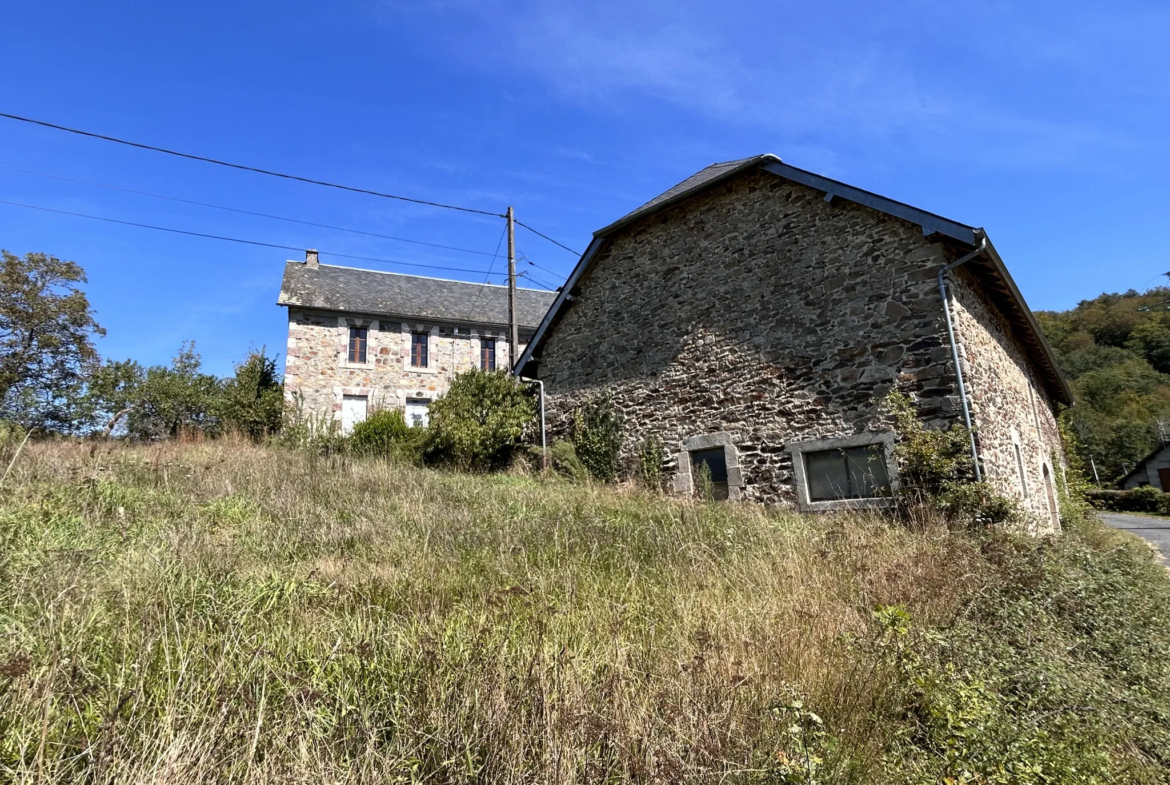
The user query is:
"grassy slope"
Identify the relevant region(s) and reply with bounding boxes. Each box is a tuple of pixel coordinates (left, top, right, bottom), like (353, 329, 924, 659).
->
(1, 440, 1168, 784)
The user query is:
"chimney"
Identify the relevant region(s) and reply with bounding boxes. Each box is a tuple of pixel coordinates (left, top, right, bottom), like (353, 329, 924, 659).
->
(305, 249, 319, 269)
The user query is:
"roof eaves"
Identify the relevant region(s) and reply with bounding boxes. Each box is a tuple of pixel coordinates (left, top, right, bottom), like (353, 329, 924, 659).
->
(515, 235, 606, 376)
(761, 161, 978, 245)
(976, 232, 1075, 406)
(593, 154, 780, 239)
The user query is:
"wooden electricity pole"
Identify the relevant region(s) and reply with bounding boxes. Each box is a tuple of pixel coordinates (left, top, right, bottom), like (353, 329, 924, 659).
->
(507, 206, 518, 369)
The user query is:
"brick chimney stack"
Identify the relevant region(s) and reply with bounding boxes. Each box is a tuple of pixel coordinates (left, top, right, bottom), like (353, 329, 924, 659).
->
(305, 249, 319, 269)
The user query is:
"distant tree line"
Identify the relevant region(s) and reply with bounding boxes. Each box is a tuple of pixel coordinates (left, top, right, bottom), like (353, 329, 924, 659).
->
(0, 249, 282, 440)
(1037, 285, 1170, 483)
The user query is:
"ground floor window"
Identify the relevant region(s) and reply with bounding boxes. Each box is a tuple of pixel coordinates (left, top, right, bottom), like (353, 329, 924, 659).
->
(405, 398, 430, 428)
(786, 433, 897, 512)
(804, 445, 890, 501)
(341, 394, 368, 434)
(690, 447, 729, 500)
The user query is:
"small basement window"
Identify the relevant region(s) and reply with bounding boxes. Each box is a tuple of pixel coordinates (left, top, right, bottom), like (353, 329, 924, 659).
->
(786, 433, 897, 512)
(691, 448, 729, 501)
(804, 445, 890, 501)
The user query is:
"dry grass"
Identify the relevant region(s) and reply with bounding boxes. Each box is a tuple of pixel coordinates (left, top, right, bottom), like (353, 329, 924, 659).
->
(0, 438, 1019, 783)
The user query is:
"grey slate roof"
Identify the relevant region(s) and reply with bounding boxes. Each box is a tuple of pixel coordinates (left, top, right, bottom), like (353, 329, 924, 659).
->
(610, 156, 762, 231)
(278, 262, 557, 328)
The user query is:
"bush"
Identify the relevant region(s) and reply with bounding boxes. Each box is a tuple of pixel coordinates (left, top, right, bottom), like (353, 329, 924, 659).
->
(881, 391, 1021, 527)
(1087, 485, 1165, 513)
(279, 394, 349, 457)
(546, 439, 589, 481)
(350, 409, 424, 464)
(571, 393, 623, 482)
(424, 369, 535, 471)
(218, 349, 283, 440)
(636, 435, 666, 491)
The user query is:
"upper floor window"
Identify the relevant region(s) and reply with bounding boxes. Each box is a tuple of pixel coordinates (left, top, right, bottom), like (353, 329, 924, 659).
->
(411, 332, 429, 368)
(347, 326, 367, 364)
(481, 338, 496, 371)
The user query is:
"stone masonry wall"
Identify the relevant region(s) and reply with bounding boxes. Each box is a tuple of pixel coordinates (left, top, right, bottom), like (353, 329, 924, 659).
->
(284, 308, 527, 426)
(536, 169, 970, 507)
(948, 267, 1065, 532)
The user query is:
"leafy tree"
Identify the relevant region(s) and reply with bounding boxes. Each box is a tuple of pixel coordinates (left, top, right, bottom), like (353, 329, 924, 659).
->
(124, 343, 222, 440)
(0, 250, 104, 430)
(1037, 285, 1170, 482)
(218, 348, 283, 439)
(82, 358, 145, 437)
(424, 369, 535, 470)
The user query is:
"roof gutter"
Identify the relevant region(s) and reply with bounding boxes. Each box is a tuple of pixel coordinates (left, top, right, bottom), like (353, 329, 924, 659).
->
(938, 237, 988, 482)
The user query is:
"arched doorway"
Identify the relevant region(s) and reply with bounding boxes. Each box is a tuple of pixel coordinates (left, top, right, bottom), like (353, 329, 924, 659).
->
(1042, 464, 1061, 532)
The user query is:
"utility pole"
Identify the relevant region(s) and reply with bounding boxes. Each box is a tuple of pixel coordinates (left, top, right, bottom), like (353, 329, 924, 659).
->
(507, 206, 518, 370)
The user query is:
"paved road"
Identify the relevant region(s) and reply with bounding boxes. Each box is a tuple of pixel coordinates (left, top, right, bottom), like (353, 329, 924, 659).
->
(1100, 513, 1170, 559)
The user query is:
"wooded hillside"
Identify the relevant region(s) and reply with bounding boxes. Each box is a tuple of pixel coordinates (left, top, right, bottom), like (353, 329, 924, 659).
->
(1036, 285, 1170, 482)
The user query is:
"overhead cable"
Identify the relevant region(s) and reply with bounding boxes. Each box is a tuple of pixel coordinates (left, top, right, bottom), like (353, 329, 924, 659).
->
(0, 164, 498, 257)
(0, 199, 492, 275)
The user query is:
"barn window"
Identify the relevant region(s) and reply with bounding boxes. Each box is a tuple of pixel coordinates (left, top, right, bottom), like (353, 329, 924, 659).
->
(786, 433, 897, 512)
(347, 327, 367, 364)
(481, 338, 497, 371)
(1015, 443, 1029, 499)
(803, 445, 890, 501)
(690, 448, 729, 500)
(411, 332, 429, 368)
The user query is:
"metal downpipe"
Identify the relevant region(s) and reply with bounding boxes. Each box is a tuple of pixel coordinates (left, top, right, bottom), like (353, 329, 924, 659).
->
(937, 237, 988, 482)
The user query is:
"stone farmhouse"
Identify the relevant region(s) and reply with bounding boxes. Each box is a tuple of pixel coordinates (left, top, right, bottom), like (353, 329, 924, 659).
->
(516, 155, 1072, 531)
(278, 251, 556, 432)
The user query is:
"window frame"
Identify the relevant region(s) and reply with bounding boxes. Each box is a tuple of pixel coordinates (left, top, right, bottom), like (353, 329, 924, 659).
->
(347, 326, 368, 364)
(410, 331, 429, 368)
(670, 432, 743, 501)
(786, 432, 898, 512)
(480, 337, 497, 371)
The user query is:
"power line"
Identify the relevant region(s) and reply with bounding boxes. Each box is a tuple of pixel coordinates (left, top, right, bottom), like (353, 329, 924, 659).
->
(0, 199, 493, 275)
(0, 164, 499, 257)
(463, 225, 508, 321)
(514, 218, 581, 256)
(0, 111, 504, 218)
(0, 110, 585, 262)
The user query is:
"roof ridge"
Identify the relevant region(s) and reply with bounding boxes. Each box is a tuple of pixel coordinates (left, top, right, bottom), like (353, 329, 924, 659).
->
(286, 261, 554, 293)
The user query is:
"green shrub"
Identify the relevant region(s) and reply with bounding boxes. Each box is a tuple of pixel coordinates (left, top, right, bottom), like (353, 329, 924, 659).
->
(1088, 486, 1168, 514)
(881, 391, 1021, 527)
(279, 394, 348, 457)
(571, 393, 623, 482)
(218, 349, 283, 440)
(546, 439, 589, 481)
(636, 435, 666, 491)
(424, 369, 535, 471)
(351, 409, 423, 464)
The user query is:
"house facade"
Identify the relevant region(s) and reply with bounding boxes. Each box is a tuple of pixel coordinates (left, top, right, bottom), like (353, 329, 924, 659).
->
(1121, 444, 1170, 491)
(516, 155, 1072, 531)
(278, 251, 557, 431)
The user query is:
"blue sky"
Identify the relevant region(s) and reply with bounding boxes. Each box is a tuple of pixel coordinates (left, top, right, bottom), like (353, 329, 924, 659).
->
(1, 0, 1166, 376)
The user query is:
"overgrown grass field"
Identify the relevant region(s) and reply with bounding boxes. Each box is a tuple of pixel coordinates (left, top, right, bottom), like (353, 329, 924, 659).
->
(2, 439, 1169, 783)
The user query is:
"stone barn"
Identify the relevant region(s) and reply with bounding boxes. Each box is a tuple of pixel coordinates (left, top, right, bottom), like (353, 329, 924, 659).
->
(515, 155, 1071, 530)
